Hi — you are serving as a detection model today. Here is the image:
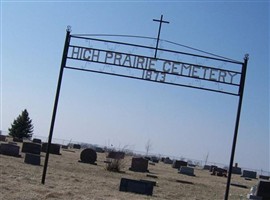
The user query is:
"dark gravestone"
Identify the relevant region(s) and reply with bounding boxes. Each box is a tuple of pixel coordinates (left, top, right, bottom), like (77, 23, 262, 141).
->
(95, 147, 105, 153)
(129, 157, 149, 172)
(107, 151, 125, 159)
(80, 148, 97, 164)
(73, 144, 81, 149)
(150, 156, 159, 163)
(257, 180, 270, 200)
(203, 165, 211, 170)
(32, 138, 42, 144)
(0, 135, 7, 142)
(22, 142, 41, 155)
(0, 143, 20, 157)
(13, 137, 23, 143)
(259, 175, 270, 180)
(242, 170, 257, 179)
(179, 166, 195, 176)
(172, 160, 187, 169)
(216, 168, 227, 177)
(210, 165, 218, 172)
(24, 153, 41, 165)
(62, 145, 69, 149)
(41, 143, 61, 155)
(119, 178, 154, 196)
(164, 157, 173, 164)
(232, 166, 242, 175)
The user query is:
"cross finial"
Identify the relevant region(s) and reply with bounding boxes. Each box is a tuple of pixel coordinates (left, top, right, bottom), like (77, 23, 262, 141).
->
(153, 15, 169, 58)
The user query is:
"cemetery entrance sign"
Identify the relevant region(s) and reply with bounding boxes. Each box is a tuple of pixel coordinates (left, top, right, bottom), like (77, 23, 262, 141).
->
(42, 18, 248, 200)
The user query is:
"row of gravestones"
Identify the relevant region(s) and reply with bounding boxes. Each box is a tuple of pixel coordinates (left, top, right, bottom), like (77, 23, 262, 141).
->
(0, 138, 64, 166)
(203, 164, 270, 180)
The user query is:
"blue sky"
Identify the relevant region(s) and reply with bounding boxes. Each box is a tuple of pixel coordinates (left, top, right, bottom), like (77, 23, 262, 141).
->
(1, 1, 269, 172)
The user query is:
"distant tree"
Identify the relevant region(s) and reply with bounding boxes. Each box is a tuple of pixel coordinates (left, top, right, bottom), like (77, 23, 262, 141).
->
(8, 109, 34, 139)
(145, 139, 152, 156)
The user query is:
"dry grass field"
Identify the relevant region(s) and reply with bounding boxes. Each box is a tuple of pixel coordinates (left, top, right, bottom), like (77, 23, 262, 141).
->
(0, 141, 257, 200)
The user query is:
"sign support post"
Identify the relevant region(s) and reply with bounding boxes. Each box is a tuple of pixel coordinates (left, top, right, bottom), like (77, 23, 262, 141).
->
(41, 26, 71, 184)
(224, 54, 248, 200)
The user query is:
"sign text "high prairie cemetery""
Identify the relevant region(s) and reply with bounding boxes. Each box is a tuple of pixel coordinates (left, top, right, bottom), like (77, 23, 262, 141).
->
(70, 47, 239, 84)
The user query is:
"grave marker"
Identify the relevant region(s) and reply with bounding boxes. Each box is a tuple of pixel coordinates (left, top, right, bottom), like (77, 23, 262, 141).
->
(41, 143, 61, 155)
(0, 143, 20, 157)
(242, 170, 257, 179)
(73, 144, 81, 149)
(172, 160, 187, 169)
(129, 157, 149, 172)
(24, 153, 41, 165)
(79, 148, 97, 164)
(0, 135, 7, 142)
(33, 138, 42, 144)
(179, 166, 195, 176)
(119, 178, 154, 196)
(203, 165, 211, 170)
(163, 157, 173, 164)
(259, 175, 270, 180)
(13, 137, 23, 143)
(247, 180, 270, 200)
(107, 151, 125, 159)
(232, 166, 242, 175)
(22, 142, 41, 155)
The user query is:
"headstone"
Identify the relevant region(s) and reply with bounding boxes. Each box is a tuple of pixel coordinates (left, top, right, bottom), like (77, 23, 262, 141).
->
(119, 178, 154, 196)
(0, 143, 20, 157)
(13, 137, 23, 143)
(41, 143, 61, 155)
(73, 144, 81, 149)
(61, 145, 69, 149)
(210, 165, 218, 172)
(95, 147, 105, 153)
(0, 135, 6, 142)
(79, 148, 97, 164)
(247, 180, 270, 200)
(172, 160, 187, 169)
(188, 164, 196, 167)
(150, 156, 159, 163)
(259, 175, 270, 180)
(179, 166, 195, 176)
(129, 157, 149, 172)
(242, 170, 257, 179)
(32, 138, 42, 144)
(216, 168, 227, 177)
(256, 180, 270, 200)
(163, 157, 173, 164)
(24, 153, 41, 165)
(22, 142, 41, 155)
(107, 151, 125, 159)
(203, 165, 211, 170)
(232, 166, 242, 175)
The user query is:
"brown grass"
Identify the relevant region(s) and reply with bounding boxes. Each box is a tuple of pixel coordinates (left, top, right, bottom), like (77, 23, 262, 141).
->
(0, 143, 257, 200)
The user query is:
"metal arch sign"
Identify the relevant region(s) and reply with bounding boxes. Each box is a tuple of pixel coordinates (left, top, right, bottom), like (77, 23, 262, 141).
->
(42, 16, 248, 200)
(66, 35, 243, 96)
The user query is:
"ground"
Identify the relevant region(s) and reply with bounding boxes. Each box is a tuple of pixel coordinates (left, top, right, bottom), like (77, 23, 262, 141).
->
(0, 141, 257, 200)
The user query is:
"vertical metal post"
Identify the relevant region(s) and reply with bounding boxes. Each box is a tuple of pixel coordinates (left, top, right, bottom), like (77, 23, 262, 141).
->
(224, 54, 249, 200)
(41, 26, 71, 184)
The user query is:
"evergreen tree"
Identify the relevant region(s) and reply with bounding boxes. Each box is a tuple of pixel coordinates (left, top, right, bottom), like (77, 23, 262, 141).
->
(8, 109, 34, 139)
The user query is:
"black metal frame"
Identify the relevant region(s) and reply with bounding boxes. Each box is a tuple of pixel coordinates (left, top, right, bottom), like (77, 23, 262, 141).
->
(42, 27, 248, 200)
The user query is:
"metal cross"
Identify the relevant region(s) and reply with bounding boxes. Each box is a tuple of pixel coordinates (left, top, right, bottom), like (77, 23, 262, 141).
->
(153, 15, 169, 58)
